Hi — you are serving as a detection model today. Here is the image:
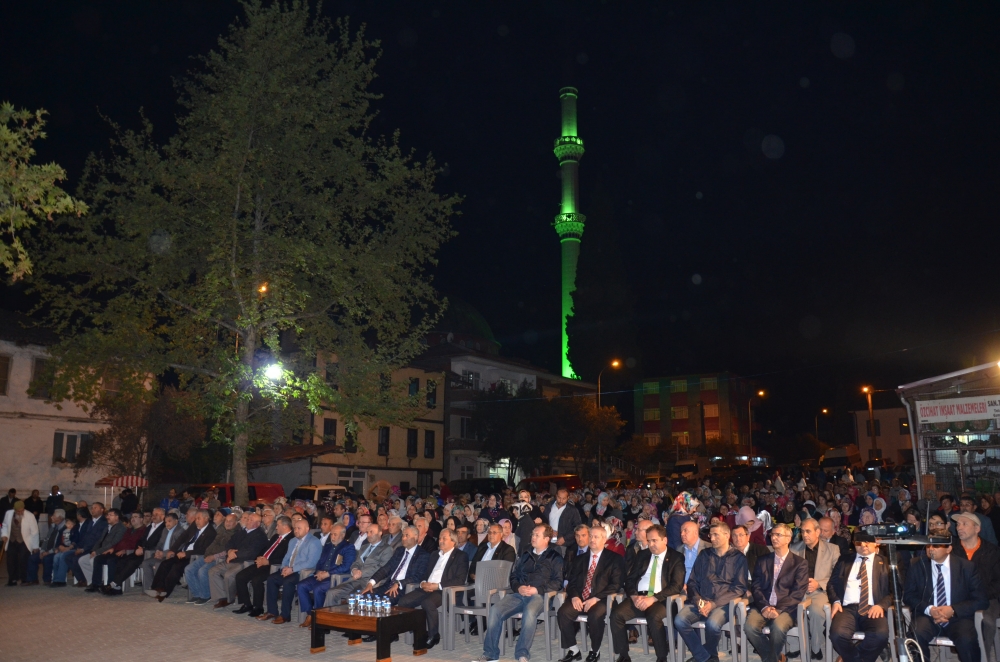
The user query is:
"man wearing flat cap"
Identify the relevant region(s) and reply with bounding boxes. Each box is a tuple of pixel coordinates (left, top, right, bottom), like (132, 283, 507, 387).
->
(827, 531, 891, 662)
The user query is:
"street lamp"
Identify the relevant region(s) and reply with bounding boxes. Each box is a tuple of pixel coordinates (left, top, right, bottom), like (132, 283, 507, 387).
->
(264, 364, 283, 381)
(749, 390, 765, 449)
(862, 386, 879, 455)
(815, 408, 829, 442)
(596, 359, 621, 484)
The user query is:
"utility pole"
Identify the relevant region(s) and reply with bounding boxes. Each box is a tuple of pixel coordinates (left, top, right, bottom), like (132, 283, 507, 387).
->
(862, 386, 879, 457)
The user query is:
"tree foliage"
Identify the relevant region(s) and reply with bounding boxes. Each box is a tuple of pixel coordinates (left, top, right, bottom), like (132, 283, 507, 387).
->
(0, 103, 87, 281)
(32, 1, 458, 505)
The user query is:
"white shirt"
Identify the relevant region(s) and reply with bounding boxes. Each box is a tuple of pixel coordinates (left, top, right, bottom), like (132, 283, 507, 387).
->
(372, 546, 414, 586)
(427, 548, 454, 584)
(925, 555, 952, 615)
(144, 521, 162, 543)
(482, 542, 499, 562)
(548, 503, 567, 542)
(637, 550, 667, 595)
(185, 524, 210, 551)
(354, 532, 368, 551)
(840, 554, 875, 606)
(318, 532, 330, 547)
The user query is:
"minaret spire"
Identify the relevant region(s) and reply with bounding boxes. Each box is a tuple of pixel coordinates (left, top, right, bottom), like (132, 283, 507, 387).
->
(553, 86, 585, 379)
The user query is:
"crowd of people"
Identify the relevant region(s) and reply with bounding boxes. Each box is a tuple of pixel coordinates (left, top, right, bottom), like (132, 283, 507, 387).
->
(1, 470, 999, 662)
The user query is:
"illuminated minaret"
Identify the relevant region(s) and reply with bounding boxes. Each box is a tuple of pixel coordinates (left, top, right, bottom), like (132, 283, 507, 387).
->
(553, 87, 585, 379)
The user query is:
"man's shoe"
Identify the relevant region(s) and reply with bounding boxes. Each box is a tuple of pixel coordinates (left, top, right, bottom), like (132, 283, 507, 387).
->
(300, 616, 313, 628)
(232, 605, 251, 614)
(585, 652, 600, 662)
(614, 656, 631, 662)
(811, 651, 823, 661)
(156, 595, 165, 602)
(787, 652, 800, 660)
(256, 612, 276, 621)
(362, 634, 377, 643)
(214, 599, 231, 609)
(84, 585, 101, 593)
(22, 581, 39, 586)
(50, 582, 67, 587)
(106, 588, 123, 596)
(185, 595, 199, 603)
(248, 609, 264, 618)
(471, 657, 499, 662)
(272, 616, 288, 625)
(5, 581, 15, 586)
(144, 589, 159, 598)
(559, 651, 583, 662)
(75, 581, 87, 587)
(426, 634, 441, 650)
(194, 597, 211, 605)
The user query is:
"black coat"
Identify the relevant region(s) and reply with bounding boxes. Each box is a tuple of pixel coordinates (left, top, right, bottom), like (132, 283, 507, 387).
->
(904, 554, 989, 620)
(743, 543, 771, 581)
(232, 527, 269, 563)
(469, 540, 517, 579)
(951, 538, 1000, 601)
(750, 552, 809, 620)
(370, 545, 431, 589)
(566, 549, 625, 601)
(563, 542, 591, 584)
(427, 549, 470, 588)
(510, 547, 563, 594)
(139, 521, 165, 552)
(624, 548, 685, 600)
(827, 553, 892, 611)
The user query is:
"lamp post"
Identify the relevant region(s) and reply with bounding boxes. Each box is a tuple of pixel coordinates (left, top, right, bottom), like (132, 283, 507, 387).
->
(814, 408, 829, 442)
(596, 359, 621, 483)
(748, 390, 765, 449)
(862, 386, 879, 456)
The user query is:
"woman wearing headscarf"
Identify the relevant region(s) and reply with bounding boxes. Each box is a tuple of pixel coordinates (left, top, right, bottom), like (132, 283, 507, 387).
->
(776, 501, 797, 525)
(473, 517, 490, 545)
(594, 492, 622, 520)
(859, 507, 877, 527)
(603, 517, 626, 556)
(665, 492, 700, 547)
(482, 493, 510, 524)
(499, 518, 517, 553)
(737, 505, 767, 546)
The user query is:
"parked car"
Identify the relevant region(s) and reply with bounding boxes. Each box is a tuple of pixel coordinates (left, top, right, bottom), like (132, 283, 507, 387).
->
(447, 477, 509, 497)
(603, 478, 636, 490)
(641, 475, 670, 489)
(288, 485, 348, 504)
(820, 445, 862, 473)
(515, 474, 582, 495)
(185, 483, 285, 507)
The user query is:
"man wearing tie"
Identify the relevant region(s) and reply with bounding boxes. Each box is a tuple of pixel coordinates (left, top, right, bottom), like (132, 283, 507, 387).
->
(904, 535, 988, 662)
(298, 522, 356, 628)
(557, 524, 625, 662)
(744, 523, 809, 662)
(323, 522, 396, 606)
(360, 525, 431, 604)
(261, 517, 323, 624)
(148, 508, 216, 601)
(827, 532, 891, 662)
(397, 528, 470, 651)
(233, 516, 294, 617)
(610, 524, 685, 662)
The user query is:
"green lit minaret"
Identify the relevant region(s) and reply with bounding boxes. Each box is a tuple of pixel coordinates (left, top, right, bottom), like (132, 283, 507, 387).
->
(553, 86, 585, 379)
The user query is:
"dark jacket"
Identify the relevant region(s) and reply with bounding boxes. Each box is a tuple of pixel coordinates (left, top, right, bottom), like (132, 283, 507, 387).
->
(419, 533, 438, 555)
(45, 493, 64, 517)
(259, 532, 292, 568)
(567, 548, 625, 601)
(317, 538, 357, 575)
(23, 496, 44, 518)
(78, 516, 108, 554)
(40, 522, 65, 553)
(563, 542, 591, 584)
(429, 548, 471, 588)
(750, 552, 809, 621)
(624, 540, 647, 578)
(225, 526, 247, 551)
(827, 534, 851, 557)
(469, 539, 517, 579)
(625, 548, 686, 600)
(232, 527, 269, 563)
(182, 524, 217, 556)
(205, 526, 237, 557)
(743, 543, 771, 581)
(687, 546, 749, 607)
(827, 553, 892, 611)
(509, 547, 564, 594)
(370, 545, 431, 590)
(139, 521, 165, 552)
(542, 503, 582, 545)
(951, 538, 1000, 602)
(904, 554, 989, 621)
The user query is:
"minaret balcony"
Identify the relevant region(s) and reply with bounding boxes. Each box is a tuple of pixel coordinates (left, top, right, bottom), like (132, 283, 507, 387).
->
(553, 135, 585, 161)
(553, 212, 586, 239)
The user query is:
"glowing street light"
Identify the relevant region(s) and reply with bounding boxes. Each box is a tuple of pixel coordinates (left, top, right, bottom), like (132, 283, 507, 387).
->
(259, 283, 268, 294)
(815, 408, 830, 442)
(749, 389, 766, 448)
(264, 364, 283, 381)
(862, 385, 878, 453)
(596, 359, 622, 484)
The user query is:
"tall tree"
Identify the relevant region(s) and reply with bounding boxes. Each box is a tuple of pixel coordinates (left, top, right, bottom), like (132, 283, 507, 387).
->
(0, 103, 87, 281)
(32, 1, 458, 506)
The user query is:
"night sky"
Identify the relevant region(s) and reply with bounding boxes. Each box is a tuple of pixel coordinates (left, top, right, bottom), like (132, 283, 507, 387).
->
(4, 1, 1000, 443)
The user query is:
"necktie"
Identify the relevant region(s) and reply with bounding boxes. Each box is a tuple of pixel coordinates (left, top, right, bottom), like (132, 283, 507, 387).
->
(361, 543, 375, 562)
(288, 539, 301, 567)
(935, 563, 947, 607)
(189, 528, 201, 548)
(646, 554, 659, 597)
(857, 557, 870, 615)
(582, 554, 598, 600)
(391, 550, 410, 581)
(263, 536, 281, 559)
(769, 554, 785, 605)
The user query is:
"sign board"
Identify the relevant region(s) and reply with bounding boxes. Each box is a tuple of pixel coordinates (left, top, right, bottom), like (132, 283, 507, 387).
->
(915, 395, 1000, 424)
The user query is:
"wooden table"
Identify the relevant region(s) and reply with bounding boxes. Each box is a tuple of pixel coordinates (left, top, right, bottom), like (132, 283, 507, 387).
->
(310, 604, 428, 662)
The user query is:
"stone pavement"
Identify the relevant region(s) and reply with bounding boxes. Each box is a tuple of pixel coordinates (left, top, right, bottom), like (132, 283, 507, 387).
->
(0, 581, 747, 662)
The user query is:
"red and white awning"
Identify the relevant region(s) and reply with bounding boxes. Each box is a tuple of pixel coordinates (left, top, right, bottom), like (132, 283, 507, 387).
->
(95, 476, 149, 488)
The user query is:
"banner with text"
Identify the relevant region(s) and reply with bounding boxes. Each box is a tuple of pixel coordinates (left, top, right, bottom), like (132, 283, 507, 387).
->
(915, 395, 1000, 424)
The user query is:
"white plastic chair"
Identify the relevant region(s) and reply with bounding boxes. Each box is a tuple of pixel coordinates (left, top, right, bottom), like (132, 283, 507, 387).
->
(609, 592, 683, 662)
(552, 592, 619, 659)
(740, 599, 810, 662)
(824, 604, 898, 662)
(448, 560, 514, 650)
(899, 606, 986, 662)
(500, 589, 559, 660)
(674, 596, 746, 662)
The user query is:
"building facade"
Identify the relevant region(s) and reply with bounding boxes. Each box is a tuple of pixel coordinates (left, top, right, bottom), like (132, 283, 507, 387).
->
(849, 407, 917, 466)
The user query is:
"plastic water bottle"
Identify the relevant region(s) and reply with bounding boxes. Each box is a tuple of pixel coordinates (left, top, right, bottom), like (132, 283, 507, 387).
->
(348, 594, 357, 612)
(363, 595, 371, 611)
(381, 596, 390, 613)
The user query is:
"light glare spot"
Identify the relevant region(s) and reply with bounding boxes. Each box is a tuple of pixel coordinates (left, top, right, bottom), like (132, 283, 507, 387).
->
(761, 134, 785, 159)
(264, 364, 283, 381)
(691, 274, 702, 285)
(831, 33, 856, 59)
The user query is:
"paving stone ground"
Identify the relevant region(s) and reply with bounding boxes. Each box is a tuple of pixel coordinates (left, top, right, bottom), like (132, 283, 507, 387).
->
(0, 577, 745, 662)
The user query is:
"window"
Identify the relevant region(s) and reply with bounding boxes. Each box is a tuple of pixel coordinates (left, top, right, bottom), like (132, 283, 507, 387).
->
(670, 380, 687, 393)
(459, 416, 475, 440)
(406, 428, 418, 457)
(865, 419, 882, 437)
(899, 418, 910, 435)
(102, 376, 121, 397)
(325, 362, 339, 390)
(643, 408, 661, 421)
(409, 378, 420, 397)
(0, 354, 9, 396)
(417, 471, 433, 497)
(30, 358, 52, 399)
(703, 404, 719, 418)
(424, 430, 435, 458)
(460, 464, 474, 480)
(344, 427, 358, 453)
(672, 432, 690, 446)
(377, 427, 390, 456)
(52, 431, 90, 463)
(322, 418, 337, 445)
(462, 370, 480, 389)
(338, 469, 366, 494)
(671, 406, 689, 419)
(700, 377, 718, 391)
(644, 433, 661, 447)
(426, 380, 437, 408)
(705, 430, 721, 441)
(642, 382, 660, 394)
(733, 432, 740, 445)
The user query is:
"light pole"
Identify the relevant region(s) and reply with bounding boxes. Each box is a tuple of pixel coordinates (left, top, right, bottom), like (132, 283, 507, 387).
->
(596, 359, 621, 483)
(814, 408, 829, 442)
(748, 390, 765, 450)
(862, 386, 879, 456)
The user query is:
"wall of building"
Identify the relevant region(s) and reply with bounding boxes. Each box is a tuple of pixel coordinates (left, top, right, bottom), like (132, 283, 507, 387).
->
(249, 459, 312, 497)
(0, 340, 108, 504)
(851, 407, 914, 464)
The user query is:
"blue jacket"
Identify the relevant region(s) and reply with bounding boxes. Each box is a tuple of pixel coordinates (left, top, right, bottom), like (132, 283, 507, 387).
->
(78, 516, 108, 554)
(281, 533, 323, 572)
(687, 546, 749, 608)
(317, 538, 356, 575)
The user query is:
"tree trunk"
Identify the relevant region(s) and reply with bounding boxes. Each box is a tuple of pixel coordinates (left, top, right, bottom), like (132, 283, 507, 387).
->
(232, 330, 256, 507)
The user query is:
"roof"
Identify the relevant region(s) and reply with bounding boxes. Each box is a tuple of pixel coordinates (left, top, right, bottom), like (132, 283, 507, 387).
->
(413, 342, 596, 390)
(897, 361, 1000, 400)
(247, 443, 342, 468)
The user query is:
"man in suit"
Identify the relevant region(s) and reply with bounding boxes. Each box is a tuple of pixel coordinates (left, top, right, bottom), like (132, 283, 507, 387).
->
(611, 523, 685, 662)
(675, 521, 749, 662)
(384, 515, 404, 550)
(455, 523, 478, 562)
(298, 522, 356, 627)
(905, 534, 989, 662)
(951, 511, 1000, 660)
(139, 511, 181, 590)
(676, 520, 709, 586)
(147, 508, 216, 600)
(360, 525, 431, 604)
(744, 523, 809, 662)
(106, 507, 165, 593)
(72, 502, 107, 586)
(544, 489, 582, 555)
(416, 515, 438, 554)
(624, 519, 653, 577)
(398, 528, 471, 650)
(790, 517, 841, 661)
(827, 531, 891, 662)
(732, 524, 770, 583)
(469, 522, 517, 582)
(185, 511, 240, 603)
(323, 522, 395, 606)
(233, 516, 294, 617)
(819, 517, 850, 557)
(211, 511, 268, 608)
(78, 508, 126, 588)
(558, 524, 625, 662)
(260, 517, 323, 624)
(563, 524, 592, 588)
(27, 508, 65, 585)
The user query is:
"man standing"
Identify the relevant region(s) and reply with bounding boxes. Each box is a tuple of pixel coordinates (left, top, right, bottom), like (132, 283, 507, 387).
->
(45, 486, 64, 518)
(827, 532, 891, 662)
(398, 528, 470, 650)
(261, 517, 322, 624)
(26, 508, 65, 584)
(79, 508, 125, 588)
(744, 523, 809, 662)
(904, 537, 988, 662)
(674, 522, 749, 662)
(23, 490, 45, 519)
(233, 516, 294, 617)
(298, 522, 355, 628)
(557, 524, 625, 662)
(0, 488, 17, 523)
(1, 501, 39, 585)
(790, 518, 841, 661)
(159, 488, 180, 511)
(545, 489, 582, 555)
(473, 524, 563, 662)
(610, 523, 685, 662)
(951, 511, 1000, 660)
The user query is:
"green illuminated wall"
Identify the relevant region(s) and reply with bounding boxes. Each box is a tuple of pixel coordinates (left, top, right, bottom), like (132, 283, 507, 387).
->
(553, 87, 585, 379)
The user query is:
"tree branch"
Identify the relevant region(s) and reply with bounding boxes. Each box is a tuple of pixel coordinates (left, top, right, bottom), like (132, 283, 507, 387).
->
(168, 363, 222, 379)
(157, 289, 241, 335)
